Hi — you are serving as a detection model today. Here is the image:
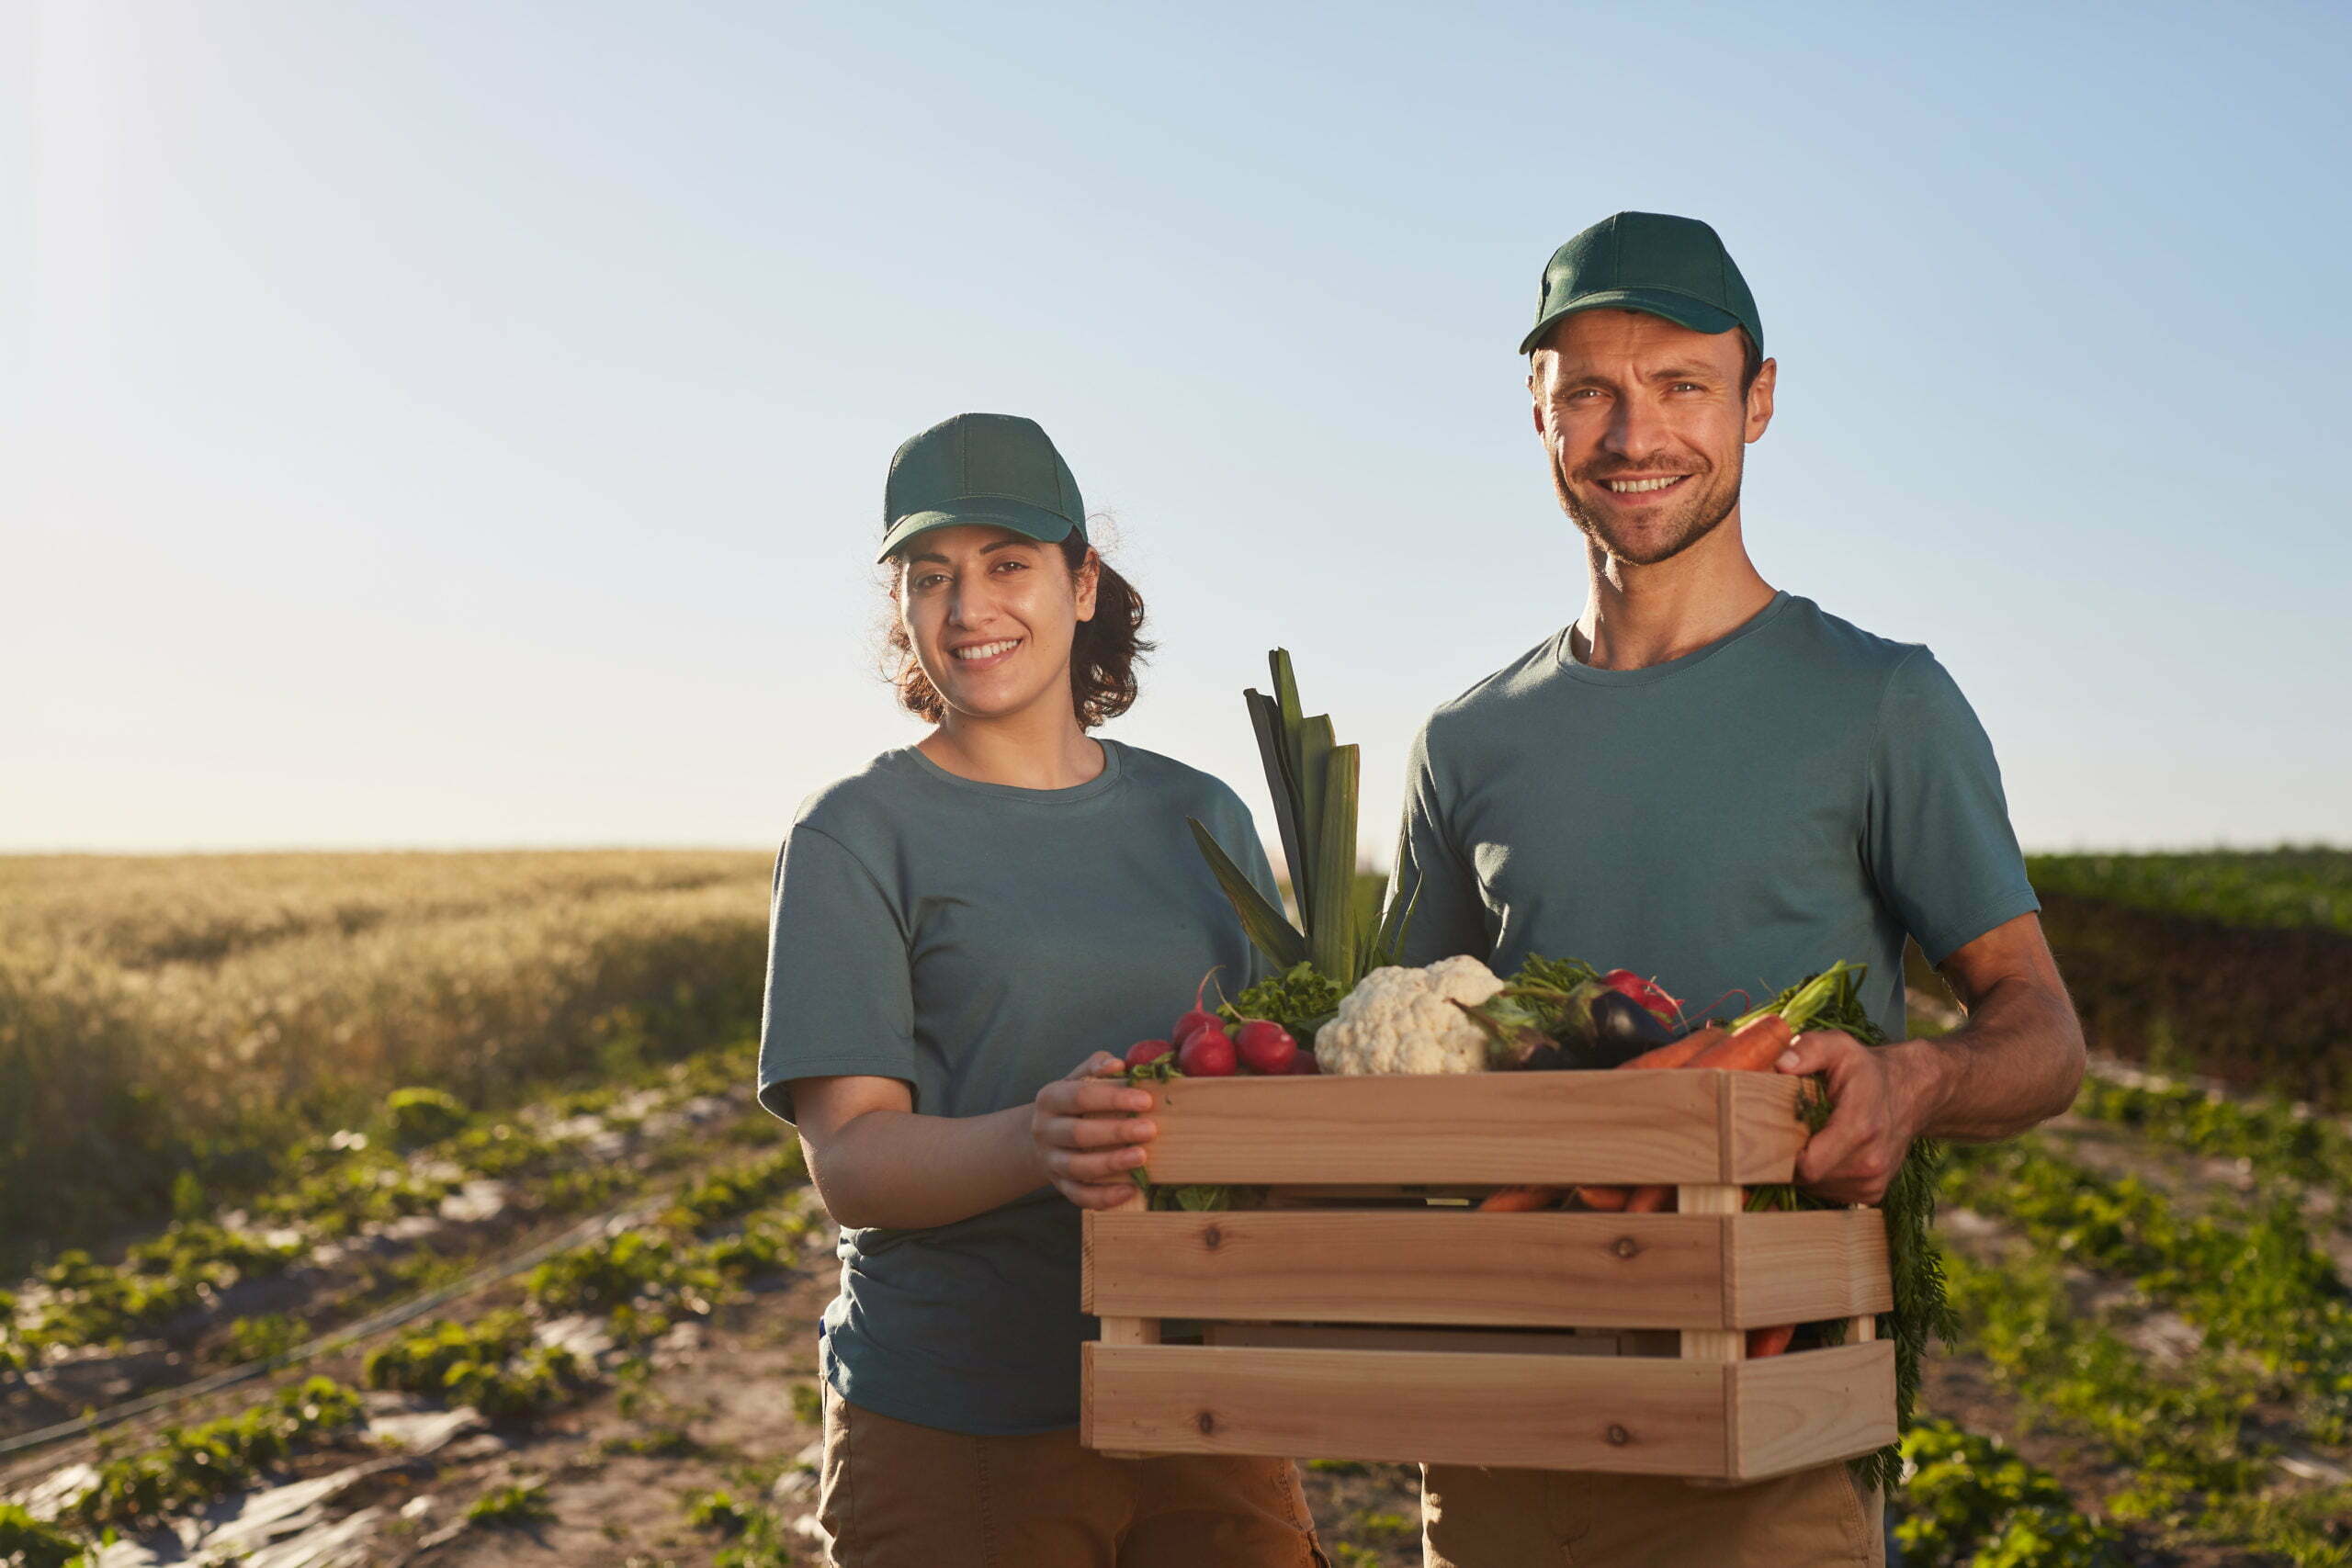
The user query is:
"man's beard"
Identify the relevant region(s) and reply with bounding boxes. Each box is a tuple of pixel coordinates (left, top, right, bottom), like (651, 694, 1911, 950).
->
(1555, 455, 1743, 567)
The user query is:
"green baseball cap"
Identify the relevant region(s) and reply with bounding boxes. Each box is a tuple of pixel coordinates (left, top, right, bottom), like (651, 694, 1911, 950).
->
(1520, 211, 1763, 358)
(876, 412, 1086, 563)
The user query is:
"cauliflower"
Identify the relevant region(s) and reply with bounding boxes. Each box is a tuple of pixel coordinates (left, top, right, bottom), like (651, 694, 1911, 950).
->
(1314, 956, 1510, 1076)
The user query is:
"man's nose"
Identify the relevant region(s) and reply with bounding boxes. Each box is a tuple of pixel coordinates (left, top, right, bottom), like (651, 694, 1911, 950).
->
(1604, 392, 1667, 459)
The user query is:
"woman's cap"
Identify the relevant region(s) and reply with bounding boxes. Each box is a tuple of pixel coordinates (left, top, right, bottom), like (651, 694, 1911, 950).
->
(877, 412, 1087, 563)
(1519, 211, 1763, 358)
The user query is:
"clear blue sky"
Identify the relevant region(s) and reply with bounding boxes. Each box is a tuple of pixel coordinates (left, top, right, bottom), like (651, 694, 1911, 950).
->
(13, 0, 2350, 858)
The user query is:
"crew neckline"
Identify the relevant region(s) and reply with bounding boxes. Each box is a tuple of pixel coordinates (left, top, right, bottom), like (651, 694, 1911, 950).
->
(1552, 591, 1793, 686)
(896, 736, 1127, 803)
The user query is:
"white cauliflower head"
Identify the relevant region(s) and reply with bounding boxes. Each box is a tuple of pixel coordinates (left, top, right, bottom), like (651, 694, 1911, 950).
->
(1314, 955, 1509, 1076)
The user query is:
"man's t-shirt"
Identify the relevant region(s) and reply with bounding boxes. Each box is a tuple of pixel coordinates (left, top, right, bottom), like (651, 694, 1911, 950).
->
(757, 738, 1277, 1436)
(1394, 592, 2039, 1039)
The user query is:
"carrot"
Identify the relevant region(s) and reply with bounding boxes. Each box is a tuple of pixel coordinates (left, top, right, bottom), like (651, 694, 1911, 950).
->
(1747, 1324, 1797, 1358)
(1476, 1186, 1559, 1213)
(1570, 1185, 1630, 1212)
(1616, 1027, 1723, 1071)
(1623, 1185, 1674, 1213)
(1683, 1013, 1793, 1072)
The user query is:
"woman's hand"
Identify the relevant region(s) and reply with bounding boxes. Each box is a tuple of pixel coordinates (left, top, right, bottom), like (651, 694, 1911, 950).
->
(1031, 1052, 1158, 1209)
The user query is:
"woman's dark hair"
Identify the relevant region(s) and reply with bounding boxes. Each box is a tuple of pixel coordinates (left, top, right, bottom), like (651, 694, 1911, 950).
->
(886, 531, 1151, 729)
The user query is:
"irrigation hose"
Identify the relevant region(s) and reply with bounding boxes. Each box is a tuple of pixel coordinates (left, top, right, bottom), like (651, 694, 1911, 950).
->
(0, 1205, 636, 1461)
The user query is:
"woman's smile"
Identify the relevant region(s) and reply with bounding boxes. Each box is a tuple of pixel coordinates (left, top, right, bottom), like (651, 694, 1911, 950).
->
(947, 636, 1023, 671)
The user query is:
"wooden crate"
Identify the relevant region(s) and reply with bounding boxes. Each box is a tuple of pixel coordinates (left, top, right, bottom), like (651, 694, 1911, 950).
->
(1081, 1070, 1896, 1482)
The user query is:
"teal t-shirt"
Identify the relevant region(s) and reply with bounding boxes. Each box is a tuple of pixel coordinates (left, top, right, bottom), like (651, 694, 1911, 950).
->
(1394, 592, 2039, 1041)
(757, 738, 1277, 1436)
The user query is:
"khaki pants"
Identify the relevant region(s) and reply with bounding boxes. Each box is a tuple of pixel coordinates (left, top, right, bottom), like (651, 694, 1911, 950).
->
(1422, 1461, 1883, 1568)
(815, 1385, 1329, 1568)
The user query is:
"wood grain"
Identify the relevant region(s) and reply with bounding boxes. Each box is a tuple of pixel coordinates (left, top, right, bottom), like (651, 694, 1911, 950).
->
(1202, 1323, 1633, 1355)
(1084, 1343, 1736, 1474)
(1724, 1207, 1893, 1325)
(1086, 1209, 1729, 1327)
(1731, 1341, 1896, 1479)
(1677, 1185, 1745, 1361)
(1134, 1071, 1806, 1186)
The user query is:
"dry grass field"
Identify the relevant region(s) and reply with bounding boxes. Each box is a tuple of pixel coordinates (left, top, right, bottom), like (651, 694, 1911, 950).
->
(0, 852, 773, 1261)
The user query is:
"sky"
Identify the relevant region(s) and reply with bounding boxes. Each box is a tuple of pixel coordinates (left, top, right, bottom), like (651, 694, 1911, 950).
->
(12, 0, 2351, 861)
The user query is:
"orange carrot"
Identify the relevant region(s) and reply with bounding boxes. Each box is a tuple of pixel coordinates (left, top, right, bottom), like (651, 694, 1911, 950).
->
(1747, 1324, 1797, 1358)
(1477, 1186, 1559, 1213)
(1617, 1026, 1723, 1071)
(1683, 1013, 1794, 1072)
(1570, 1185, 1630, 1212)
(1623, 1185, 1674, 1213)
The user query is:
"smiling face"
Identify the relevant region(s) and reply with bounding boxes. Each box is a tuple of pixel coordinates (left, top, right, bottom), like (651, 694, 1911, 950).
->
(1529, 310, 1775, 567)
(894, 525, 1098, 726)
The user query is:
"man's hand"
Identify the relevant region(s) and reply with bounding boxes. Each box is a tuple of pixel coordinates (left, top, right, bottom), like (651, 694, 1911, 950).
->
(1775, 1032, 1950, 1205)
(1031, 1053, 1159, 1210)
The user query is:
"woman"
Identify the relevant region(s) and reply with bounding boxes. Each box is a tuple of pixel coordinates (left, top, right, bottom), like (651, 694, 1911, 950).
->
(759, 412, 1327, 1567)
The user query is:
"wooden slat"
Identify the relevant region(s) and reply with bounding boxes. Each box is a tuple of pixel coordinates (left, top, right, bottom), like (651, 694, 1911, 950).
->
(1136, 1071, 1805, 1186)
(1096, 1316, 1159, 1346)
(1724, 1208, 1893, 1326)
(1086, 1209, 1730, 1328)
(1730, 1341, 1896, 1480)
(1203, 1324, 1628, 1356)
(1084, 1343, 1735, 1475)
(1677, 1186, 1744, 1373)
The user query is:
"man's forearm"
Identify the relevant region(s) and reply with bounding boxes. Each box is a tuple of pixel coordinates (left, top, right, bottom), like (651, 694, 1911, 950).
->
(806, 1103, 1046, 1231)
(1895, 972, 2086, 1143)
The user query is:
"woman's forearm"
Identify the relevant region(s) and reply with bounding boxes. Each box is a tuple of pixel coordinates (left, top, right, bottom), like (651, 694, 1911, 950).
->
(803, 1102, 1048, 1231)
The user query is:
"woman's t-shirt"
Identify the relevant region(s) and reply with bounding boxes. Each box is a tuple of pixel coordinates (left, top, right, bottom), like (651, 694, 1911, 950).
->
(757, 738, 1278, 1435)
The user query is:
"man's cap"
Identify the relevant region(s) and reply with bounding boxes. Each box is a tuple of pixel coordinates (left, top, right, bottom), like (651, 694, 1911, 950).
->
(1520, 211, 1763, 359)
(877, 412, 1086, 563)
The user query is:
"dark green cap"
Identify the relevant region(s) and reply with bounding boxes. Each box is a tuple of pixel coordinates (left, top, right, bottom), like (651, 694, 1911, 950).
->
(877, 412, 1085, 563)
(1520, 211, 1762, 358)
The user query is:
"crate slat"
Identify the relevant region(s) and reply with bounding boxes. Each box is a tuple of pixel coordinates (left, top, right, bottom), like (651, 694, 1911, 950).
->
(1134, 1071, 1806, 1186)
(1084, 1207, 1890, 1329)
(1732, 1341, 1897, 1480)
(1084, 1342, 1732, 1475)
(1084, 1340, 1895, 1480)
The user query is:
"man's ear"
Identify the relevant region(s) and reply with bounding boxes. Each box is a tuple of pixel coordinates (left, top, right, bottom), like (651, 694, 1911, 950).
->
(1745, 358, 1777, 443)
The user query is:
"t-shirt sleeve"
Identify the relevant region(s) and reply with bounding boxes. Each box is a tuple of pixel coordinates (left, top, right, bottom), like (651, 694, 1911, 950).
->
(1863, 650, 2042, 967)
(1194, 786, 1286, 987)
(757, 823, 918, 1124)
(1391, 720, 1494, 967)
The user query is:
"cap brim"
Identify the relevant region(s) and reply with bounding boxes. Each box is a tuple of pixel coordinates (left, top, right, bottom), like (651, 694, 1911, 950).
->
(876, 498, 1079, 563)
(1519, 288, 1745, 355)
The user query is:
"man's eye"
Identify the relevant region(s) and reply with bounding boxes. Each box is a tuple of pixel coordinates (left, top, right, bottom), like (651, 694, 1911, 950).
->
(993, 558, 1029, 573)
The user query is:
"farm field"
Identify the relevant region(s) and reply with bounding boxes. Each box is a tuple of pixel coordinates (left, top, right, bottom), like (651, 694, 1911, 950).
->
(5, 849, 2351, 1567)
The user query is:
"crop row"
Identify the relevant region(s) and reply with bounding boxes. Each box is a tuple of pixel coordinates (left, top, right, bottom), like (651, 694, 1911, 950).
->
(2027, 848, 2352, 937)
(1, 1043, 764, 1376)
(2073, 1066, 2352, 1198)
(1944, 1137, 2352, 1440)
(1895, 1418, 2121, 1566)
(6, 1142, 818, 1553)
(0, 851, 772, 1262)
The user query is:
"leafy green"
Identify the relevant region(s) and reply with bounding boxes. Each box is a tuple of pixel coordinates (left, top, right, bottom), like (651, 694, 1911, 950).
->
(1222, 962, 1345, 1044)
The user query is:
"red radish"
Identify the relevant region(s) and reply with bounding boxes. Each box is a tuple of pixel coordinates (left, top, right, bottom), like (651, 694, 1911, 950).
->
(1285, 1052, 1320, 1076)
(1233, 1019, 1298, 1076)
(1599, 968, 1681, 1025)
(1170, 969, 1223, 1049)
(1125, 1039, 1173, 1069)
(1177, 1027, 1237, 1077)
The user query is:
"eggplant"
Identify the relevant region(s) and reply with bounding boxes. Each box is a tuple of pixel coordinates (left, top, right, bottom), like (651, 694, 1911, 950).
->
(1586, 988, 1674, 1067)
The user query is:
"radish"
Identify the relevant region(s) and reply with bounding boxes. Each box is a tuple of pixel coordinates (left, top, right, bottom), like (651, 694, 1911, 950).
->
(1599, 968, 1681, 1025)
(1233, 1019, 1298, 1076)
(1285, 1052, 1320, 1075)
(1177, 1026, 1237, 1077)
(1125, 1039, 1173, 1069)
(1171, 969, 1223, 1048)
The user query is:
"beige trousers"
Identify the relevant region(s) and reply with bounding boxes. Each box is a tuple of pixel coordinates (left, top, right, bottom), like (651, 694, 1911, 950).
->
(1422, 1461, 1883, 1568)
(814, 1385, 1329, 1568)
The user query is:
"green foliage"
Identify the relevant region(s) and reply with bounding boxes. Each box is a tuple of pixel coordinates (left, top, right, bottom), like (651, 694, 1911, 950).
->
(1946, 1138, 2352, 1439)
(385, 1087, 469, 1149)
(20, 1222, 302, 1349)
(66, 1378, 365, 1531)
(529, 1233, 685, 1314)
(663, 1145, 808, 1230)
(790, 1382, 824, 1426)
(684, 1489, 751, 1534)
(220, 1312, 306, 1364)
(1222, 962, 1346, 1044)
(0, 1503, 87, 1568)
(466, 1480, 554, 1529)
(2028, 847, 2352, 935)
(2075, 1071, 2352, 1194)
(1352, 1510, 1416, 1541)
(1896, 1419, 2121, 1566)
(362, 1312, 585, 1420)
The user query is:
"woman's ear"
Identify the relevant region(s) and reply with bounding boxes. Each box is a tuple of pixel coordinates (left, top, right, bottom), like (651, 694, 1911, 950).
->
(1073, 547, 1101, 623)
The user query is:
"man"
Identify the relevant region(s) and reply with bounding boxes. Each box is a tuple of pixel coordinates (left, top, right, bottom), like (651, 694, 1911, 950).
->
(1394, 211, 2086, 1568)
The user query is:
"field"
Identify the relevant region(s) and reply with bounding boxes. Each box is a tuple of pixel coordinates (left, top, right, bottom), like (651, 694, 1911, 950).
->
(5, 848, 2352, 1568)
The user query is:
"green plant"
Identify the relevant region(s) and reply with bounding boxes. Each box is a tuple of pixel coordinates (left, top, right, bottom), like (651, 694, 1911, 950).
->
(0, 1503, 86, 1568)
(1895, 1419, 2120, 1566)
(466, 1479, 554, 1529)
(220, 1312, 306, 1364)
(385, 1086, 470, 1148)
(684, 1489, 752, 1535)
(362, 1313, 585, 1420)
(65, 1378, 366, 1530)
